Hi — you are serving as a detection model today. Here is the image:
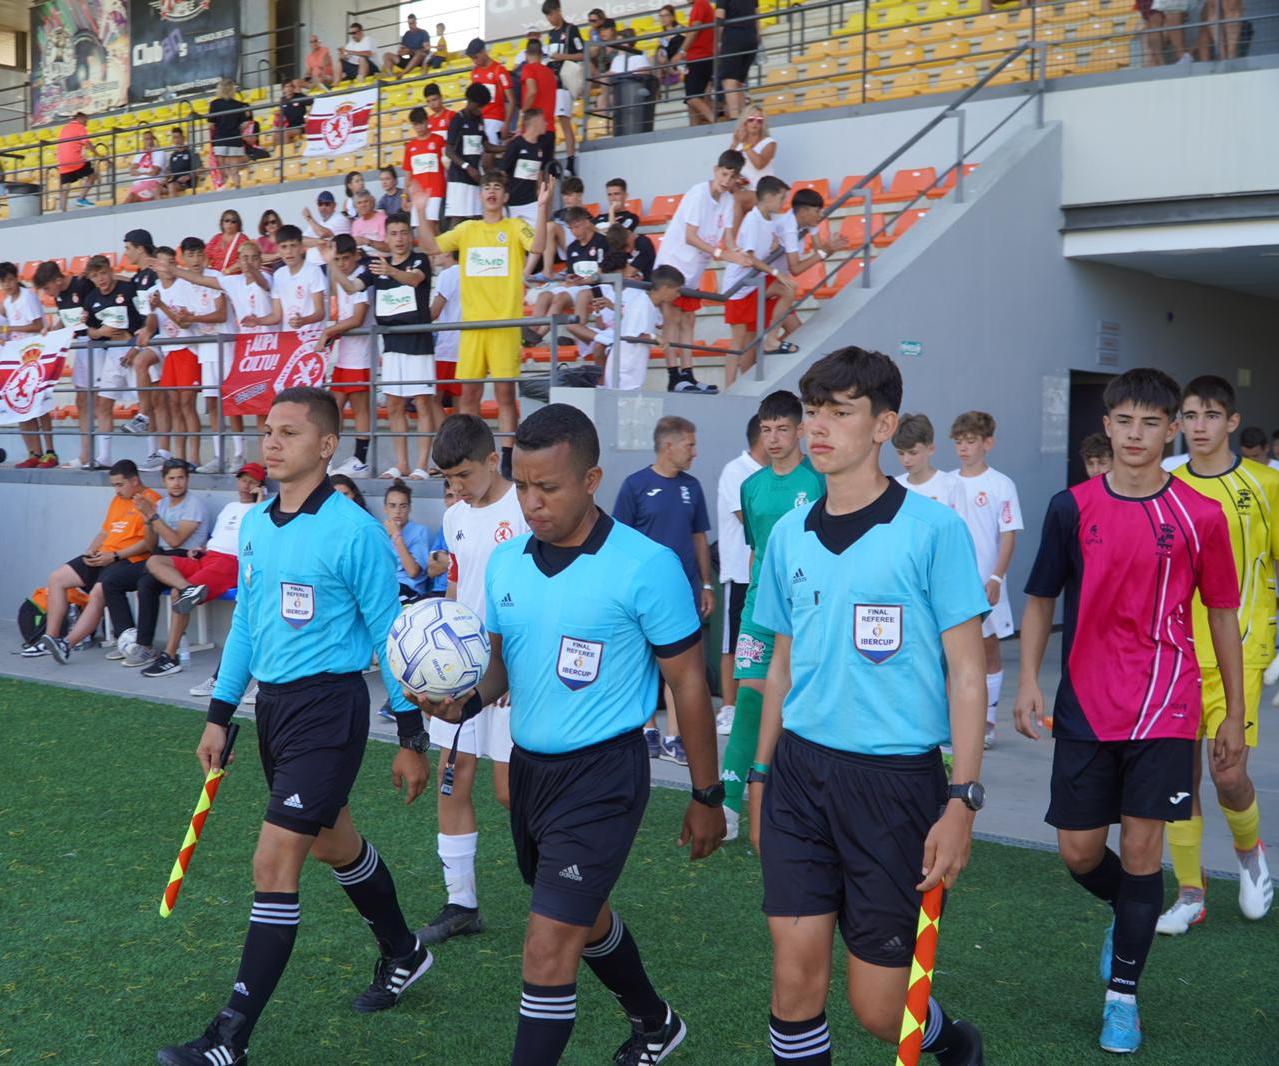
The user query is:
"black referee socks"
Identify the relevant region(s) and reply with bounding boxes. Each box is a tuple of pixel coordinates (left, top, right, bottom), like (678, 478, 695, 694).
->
(1110, 869, 1163, 995)
(513, 981, 576, 1063)
(581, 912, 667, 1031)
(332, 839, 416, 958)
(1070, 846, 1123, 907)
(227, 892, 300, 1041)
(769, 1012, 832, 1064)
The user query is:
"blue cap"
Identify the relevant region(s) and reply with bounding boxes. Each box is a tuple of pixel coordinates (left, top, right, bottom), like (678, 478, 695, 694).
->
(316, 190, 336, 204)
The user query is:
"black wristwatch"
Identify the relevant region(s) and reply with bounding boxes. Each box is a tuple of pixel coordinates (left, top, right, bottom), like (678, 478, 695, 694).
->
(399, 730, 431, 754)
(948, 781, 985, 812)
(691, 782, 725, 808)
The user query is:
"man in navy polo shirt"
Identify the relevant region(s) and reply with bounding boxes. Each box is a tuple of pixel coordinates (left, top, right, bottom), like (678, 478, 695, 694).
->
(613, 414, 715, 764)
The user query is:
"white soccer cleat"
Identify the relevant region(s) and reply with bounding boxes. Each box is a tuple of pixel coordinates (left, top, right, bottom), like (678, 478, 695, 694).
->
(1155, 889, 1206, 935)
(1238, 842, 1274, 920)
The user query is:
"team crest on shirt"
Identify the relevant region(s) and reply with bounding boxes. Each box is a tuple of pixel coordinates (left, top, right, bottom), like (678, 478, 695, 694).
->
(853, 604, 903, 663)
(1155, 523, 1176, 558)
(280, 582, 315, 627)
(497, 231, 508, 243)
(494, 521, 514, 542)
(974, 491, 989, 507)
(794, 492, 809, 507)
(557, 636, 603, 689)
(1000, 500, 1013, 524)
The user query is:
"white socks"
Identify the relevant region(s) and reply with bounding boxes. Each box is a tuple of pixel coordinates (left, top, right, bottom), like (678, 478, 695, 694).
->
(986, 671, 1003, 726)
(438, 831, 479, 909)
(95, 436, 112, 465)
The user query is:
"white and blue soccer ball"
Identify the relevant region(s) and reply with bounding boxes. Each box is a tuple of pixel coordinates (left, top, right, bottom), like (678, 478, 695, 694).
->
(385, 599, 490, 700)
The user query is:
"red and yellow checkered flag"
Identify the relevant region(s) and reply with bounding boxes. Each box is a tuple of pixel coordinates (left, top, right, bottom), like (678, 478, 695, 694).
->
(895, 884, 944, 1066)
(160, 723, 239, 918)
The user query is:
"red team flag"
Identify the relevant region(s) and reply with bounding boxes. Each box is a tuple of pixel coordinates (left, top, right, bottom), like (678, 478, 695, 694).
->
(304, 87, 377, 156)
(0, 328, 73, 424)
(221, 330, 330, 416)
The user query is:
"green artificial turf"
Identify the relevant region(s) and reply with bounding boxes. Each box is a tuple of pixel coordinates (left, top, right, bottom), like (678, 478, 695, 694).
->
(0, 677, 1274, 1064)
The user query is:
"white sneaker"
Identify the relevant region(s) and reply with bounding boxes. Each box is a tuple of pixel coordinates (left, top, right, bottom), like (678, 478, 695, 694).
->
(716, 704, 735, 735)
(1238, 842, 1274, 920)
(61, 458, 88, 470)
(724, 806, 740, 842)
(329, 455, 371, 478)
(188, 676, 216, 697)
(242, 679, 258, 706)
(121, 413, 151, 435)
(195, 457, 223, 474)
(984, 722, 996, 749)
(138, 450, 167, 471)
(1156, 889, 1206, 935)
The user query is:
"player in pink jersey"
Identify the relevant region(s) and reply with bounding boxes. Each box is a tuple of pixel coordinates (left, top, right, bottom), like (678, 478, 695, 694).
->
(1014, 368, 1244, 1056)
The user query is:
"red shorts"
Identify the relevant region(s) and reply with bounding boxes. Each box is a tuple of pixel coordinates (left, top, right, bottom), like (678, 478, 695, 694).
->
(724, 290, 779, 328)
(159, 347, 201, 388)
(330, 366, 370, 393)
(673, 295, 702, 313)
(174, 550, 239, 600)
(435, 358, 460, 397)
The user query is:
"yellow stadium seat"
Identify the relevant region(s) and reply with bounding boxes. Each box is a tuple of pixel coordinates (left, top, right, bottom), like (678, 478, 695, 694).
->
(878, 69, 929, 98)
(885, 44, 925, 70)
(834, 10, 867, 34)
(1077, 18, 1114, 41)
(928, 38, 972, 65)
(1045, 0, 1094, 25)
(955, 13, 1002, 37)
(868, 26, 915, 51)
(1086, 42, 1132, 71)
(868, 4, 915, 31)
(799, 59, 840, 84)
(764, 65, 798, 86)
(998, 7, 1035, 33)
(800, 84, 841, 110)
(1045, 47, 1079, 77)
(936, 62, 981, 91)
(915, 18, 964, 44)
(947, 0, 982, 14)
(799, 40, 840, 64)
(988, 54, 1032, 84)
(761, 89, 797, 114)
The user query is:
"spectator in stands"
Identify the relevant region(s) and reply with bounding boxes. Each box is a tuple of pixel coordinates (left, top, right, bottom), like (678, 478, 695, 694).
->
(350, 189, 390, 254)
(404, 107, 447, 240)
(83, 255, 147, 469)
(339, 22, 379, 80)
(125, 129, 168, 203)
(377, 165, 405, 216)
(301, 190, 352, 263)
(423, 82, 454, 138)
(607, 221, 656, 280)
(430, 23, 449, 68)
(731, 104, 777, 218)
(519, 40, 560, 150)
(595, 262, 684, 390)
(1198, 0, 1244, 59)
(1, 263, 57, 469)
(444, 84, 491, 225)
(260, 224, 328, 343)
(304, 33, 335, 88)
(543, 0, 585, 173)
(429, 250, 461, 412)
(539, 173, 586, 274)
(384, 12, 430, 76)
(343, 170, 366, 217)
(613, 414, 714, 764)
(383, 479, 442, 600)
(321, 235, 373, 479)
(605, 28, 656, 129)
(683, 0, 717, 125)
(467, 39, 515, 142)
(55, 111, 102, 211)
(120, 232, 164, 467)
(146, 246, 203, 470)
(1151, 0, 1194, 63)
(655, 5, 687, 97)
(174, 236, 237, 473)
(331, 473, 369, 508)
(500, 108, 553, 224)
(34, 460, 159, 663)
(256, 209, 284, 267)
(595, 176, 641, 231)
(206, 79, 251, 190)
(138, 462, 266, 678)
(274, 78, 310, 151)
(718, 0, 759, 119)
(34, 260, 94, 467)
(165, 126, 197, 196)
(205, 209, 246, 274)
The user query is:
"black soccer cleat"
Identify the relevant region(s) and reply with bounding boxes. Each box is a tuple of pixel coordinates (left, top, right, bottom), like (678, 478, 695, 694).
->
(156, 1007, 249, 1065)
(613, 1005, 687, 1064)
(947, 1020, 985, 1066)
(352, 937, 433, 1013)
(415, 903, 486, 945)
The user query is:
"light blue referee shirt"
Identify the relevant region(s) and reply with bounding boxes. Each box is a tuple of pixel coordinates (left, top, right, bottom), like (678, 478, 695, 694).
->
(209, 480, 415, 724)
(753, 480, 989, 755)
(484, 512, 702, 755)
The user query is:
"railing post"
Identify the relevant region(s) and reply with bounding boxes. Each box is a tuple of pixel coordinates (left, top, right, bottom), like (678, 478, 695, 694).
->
(943, 109, 967, 204)
(216, 334, 226, 472)
(861, 18, 868, 105)
(87, 344, 96, 467)
(860, 190, 873, 289)
(610, 272, 624, 390)
(753, 272, 766, 382)
(711, 17, 720, 121)
(549, 313, 560, 391)
(369, 321, 381, 477)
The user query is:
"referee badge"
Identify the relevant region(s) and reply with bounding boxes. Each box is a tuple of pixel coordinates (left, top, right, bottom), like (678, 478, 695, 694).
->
(853, 604, 903, 663)
(280, 582, 316, 628)
(557, 636, 604, 690)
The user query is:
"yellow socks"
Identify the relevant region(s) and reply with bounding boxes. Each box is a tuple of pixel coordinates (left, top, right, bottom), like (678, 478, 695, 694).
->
(1222, 799, 1261, 854)
(1167, 816, 1204, 891)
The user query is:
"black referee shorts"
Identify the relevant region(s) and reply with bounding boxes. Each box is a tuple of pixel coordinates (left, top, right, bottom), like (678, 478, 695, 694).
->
(721, 579, 748, 657)
(761, 730, 948, 967)
(510, 729, 649, 927)
(256, 671, 370, 836)
(1047, 736, 1194, 830)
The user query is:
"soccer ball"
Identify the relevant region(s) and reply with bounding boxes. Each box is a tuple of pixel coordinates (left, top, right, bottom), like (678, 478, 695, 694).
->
(385, 599, 490, 700)
(116, 627, 138, 657)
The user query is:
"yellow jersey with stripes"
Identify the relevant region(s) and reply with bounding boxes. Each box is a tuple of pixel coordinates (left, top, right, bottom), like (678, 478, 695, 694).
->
(1173, 455, 1279, 667)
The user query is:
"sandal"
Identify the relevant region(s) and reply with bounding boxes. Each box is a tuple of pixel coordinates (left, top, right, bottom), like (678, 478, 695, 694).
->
(408, 468, 430, 480)
(765, 341, 800, 355)
(378, 466, 404, 479)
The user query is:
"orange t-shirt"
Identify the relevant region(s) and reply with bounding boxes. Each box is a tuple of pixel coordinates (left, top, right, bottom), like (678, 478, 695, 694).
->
(403, 135, 446, 197)
(56, 120, 89, 174)
(99, 489, 160, 557)
(427, 108, 453, 138)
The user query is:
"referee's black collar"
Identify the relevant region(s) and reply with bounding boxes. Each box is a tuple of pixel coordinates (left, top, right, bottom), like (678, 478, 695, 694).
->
(267, 476, 336, 527)
(526, 508, 613, 577)
(805, 479, 906, 554)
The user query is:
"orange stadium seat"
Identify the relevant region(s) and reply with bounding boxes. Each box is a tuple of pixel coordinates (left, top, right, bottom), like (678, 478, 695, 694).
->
(873, 207, 929, 247)
(790, 178, 831, 202)
(815, 257, 867, 299)
(839, 215, 873, 251)
(927, 162, 979, 198)
(643, 194, 683, 225)
(881, 167, 938, 203)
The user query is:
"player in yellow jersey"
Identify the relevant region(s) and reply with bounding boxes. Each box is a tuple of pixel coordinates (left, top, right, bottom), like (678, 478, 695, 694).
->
(1159, 375, 1275, 933)
(425, 170, 553, 475)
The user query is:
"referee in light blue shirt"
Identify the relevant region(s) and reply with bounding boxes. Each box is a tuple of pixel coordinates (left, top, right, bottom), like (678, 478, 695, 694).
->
(159, 388, 432, 1066)
(407, 404, 726, 1066)
(745, 348, 990, 1066)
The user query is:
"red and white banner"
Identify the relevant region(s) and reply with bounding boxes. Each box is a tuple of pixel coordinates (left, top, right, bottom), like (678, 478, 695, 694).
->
(0, 328, 73, 425)
(303, 88, 377, 157)
(221, 330, 329, 417)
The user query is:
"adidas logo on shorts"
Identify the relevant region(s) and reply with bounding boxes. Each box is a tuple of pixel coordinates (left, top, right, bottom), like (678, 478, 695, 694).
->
(283, 793, 304, 809)
(559, 864, 583, 882)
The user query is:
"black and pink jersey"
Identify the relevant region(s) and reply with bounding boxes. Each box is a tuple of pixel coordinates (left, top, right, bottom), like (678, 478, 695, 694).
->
(1025, 474, 1238, 743)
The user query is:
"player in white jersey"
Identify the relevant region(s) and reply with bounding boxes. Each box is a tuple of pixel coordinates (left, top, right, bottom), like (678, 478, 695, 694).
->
(428, 253, 461, 425)
(322, 234, 373, 478)
(892, 412, 959, 510)
(951, 410, 1023, 746)
(416, 413, 530, 947)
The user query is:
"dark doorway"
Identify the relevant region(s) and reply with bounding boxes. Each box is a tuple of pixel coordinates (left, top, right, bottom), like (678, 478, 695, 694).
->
(1068, 371, 1115, 486)
(272, 0, 301, 83)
